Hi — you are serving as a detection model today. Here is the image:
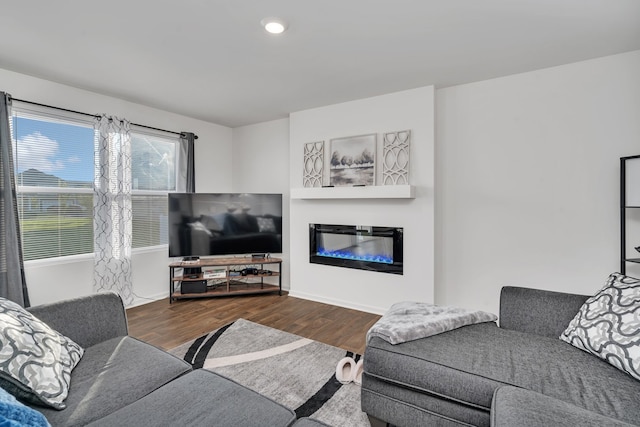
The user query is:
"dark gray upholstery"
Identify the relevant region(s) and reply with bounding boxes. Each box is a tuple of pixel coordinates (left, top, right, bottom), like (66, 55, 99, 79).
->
(27, 292, 128, 348)
(19, 293, 300, 427)
(366, 322, 640, 424)
(491, 386, 637, 427)
(499, 286, 588, 338)
(35, 336, 192, 426)
(362, 377, 484, 426)
(366, 323, 499, 413)
(87, 369, 297, 427)
(362, 286, 640, 427)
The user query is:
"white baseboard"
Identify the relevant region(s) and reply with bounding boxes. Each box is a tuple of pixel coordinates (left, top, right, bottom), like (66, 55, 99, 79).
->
(287, 290, 387, 315)
(128, 291, 167, 308)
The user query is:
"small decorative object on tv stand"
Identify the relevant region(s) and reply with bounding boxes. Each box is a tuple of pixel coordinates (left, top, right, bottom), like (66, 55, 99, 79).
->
(168, 257, 282, 303)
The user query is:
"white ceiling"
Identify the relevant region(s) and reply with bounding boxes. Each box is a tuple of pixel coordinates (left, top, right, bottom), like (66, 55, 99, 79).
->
(1, 0, 639, 128)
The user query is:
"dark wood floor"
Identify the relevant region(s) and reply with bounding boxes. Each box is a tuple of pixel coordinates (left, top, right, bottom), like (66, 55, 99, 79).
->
(126, 293, 381, 354)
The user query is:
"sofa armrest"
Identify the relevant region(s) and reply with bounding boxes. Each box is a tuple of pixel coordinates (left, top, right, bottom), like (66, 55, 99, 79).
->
(499, 286, 588, 339)
(27, 292, 128, 348)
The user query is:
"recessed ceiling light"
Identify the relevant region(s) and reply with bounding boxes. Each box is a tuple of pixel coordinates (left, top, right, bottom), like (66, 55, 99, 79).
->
(261, 18, 287, 34)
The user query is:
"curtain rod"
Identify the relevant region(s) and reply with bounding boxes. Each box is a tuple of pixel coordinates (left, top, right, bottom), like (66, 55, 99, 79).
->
(9, 97, 198, 140)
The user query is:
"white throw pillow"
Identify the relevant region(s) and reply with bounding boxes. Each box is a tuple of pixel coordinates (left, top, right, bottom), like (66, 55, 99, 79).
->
(560, 273, 640, 381)
(0, 298, 84, 409)
(257, 217, 276, 233)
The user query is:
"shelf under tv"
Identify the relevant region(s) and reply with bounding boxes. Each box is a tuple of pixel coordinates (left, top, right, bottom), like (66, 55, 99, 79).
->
(168, 257, 282, 303)
(171, 283, 281, 300)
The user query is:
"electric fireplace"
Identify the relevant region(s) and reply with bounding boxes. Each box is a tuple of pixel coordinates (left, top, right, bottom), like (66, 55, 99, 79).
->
(309, 224, 403, 274)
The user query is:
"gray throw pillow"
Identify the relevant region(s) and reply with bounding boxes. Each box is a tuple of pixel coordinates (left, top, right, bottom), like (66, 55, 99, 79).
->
(560, 272, 640, 381)
(0, 298, 84, 409)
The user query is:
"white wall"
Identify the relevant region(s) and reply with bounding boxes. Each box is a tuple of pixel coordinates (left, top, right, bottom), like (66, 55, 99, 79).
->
(0, 67, 233, 307)
(231, 119, 291, 289)
(435, 50, 640, 315)
(6, 50, 639, 315)
(289, 87, 435, 314)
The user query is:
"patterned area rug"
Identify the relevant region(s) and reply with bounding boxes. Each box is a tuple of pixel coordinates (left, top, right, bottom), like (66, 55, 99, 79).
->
(169, 319, 370, 427)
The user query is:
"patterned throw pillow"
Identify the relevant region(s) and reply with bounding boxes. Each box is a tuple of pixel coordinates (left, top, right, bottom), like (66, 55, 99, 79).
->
(0, 298, 84, 409)
(257, 217, 276, 233)
(560, 273, 640, 380)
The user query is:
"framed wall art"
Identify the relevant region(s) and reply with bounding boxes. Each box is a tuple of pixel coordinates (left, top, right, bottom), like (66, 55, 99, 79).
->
(329, 134, 376, 187)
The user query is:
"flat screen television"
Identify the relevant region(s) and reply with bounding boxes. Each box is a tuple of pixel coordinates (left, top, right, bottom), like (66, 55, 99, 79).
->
(168, 193, 283, 258)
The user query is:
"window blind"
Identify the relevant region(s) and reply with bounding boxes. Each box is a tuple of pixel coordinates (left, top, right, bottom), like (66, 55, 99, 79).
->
(11, 108, 95, 261)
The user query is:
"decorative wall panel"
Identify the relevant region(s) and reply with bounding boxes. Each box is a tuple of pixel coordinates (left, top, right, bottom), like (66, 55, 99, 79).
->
(303, 141, 324, 188)
(382, 130, 410, 185)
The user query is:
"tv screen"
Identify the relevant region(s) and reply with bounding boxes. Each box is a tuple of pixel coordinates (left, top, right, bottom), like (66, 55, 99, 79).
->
(168, 193, 283, 258)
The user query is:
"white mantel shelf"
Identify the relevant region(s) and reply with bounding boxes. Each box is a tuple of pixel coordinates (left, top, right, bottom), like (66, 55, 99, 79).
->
(291, 185, 415, 200)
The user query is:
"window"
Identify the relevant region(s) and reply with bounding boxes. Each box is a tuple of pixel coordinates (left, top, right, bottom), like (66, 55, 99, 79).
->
(11, 104, 181, 261)
(130, 132, 178, 249)
(11, 109, 95, 261)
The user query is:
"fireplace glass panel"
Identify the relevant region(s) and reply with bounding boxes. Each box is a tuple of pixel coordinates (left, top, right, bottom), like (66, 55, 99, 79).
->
(316, 233, 393, 264)
(309, 224, 403, 274)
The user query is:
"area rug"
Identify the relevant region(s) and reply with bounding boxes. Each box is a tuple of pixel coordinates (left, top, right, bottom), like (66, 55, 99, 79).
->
(169, 319, 370, 427)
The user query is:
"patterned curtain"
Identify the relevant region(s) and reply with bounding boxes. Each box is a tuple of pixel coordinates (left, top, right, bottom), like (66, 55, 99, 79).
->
(178, 132, 196, 192)
(0, 92, 30, 307)
(93, 115, 133, 305)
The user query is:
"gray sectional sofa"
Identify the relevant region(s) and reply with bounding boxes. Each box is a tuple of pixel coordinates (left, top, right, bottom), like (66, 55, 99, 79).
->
(361, 286, 640, 426)
(23, 293, 320, 426)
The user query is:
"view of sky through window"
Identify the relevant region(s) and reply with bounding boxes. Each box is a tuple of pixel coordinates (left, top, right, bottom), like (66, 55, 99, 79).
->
(12, 116, 95, 185)
(12, 116, 178, 191)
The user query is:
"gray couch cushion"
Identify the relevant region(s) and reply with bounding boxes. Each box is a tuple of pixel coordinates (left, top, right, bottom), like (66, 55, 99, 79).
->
(27, 292, 128, 349)
(34, 336, 192, 426)
(365, 322, 640, 425)
(499, 287, 588, 339)
(491, 386, 637, 427)
(87, 369, 296, 427)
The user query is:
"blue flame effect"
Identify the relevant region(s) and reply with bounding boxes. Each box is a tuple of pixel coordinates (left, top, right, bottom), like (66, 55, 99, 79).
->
(316, 247, 393, 264)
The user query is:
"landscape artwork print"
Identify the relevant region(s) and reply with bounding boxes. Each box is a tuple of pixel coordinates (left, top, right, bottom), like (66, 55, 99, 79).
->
(329, 134, 376, 187)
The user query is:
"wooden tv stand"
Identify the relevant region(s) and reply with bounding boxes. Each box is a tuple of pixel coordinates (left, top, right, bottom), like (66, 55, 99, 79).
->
(169, 257, 282, 303)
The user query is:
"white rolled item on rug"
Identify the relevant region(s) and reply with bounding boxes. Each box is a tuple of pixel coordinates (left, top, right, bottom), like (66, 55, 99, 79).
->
(335, 357, 356, 384)
(353, 359, 364, 386)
